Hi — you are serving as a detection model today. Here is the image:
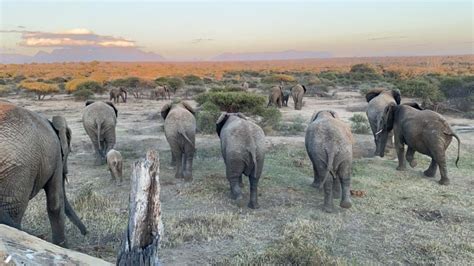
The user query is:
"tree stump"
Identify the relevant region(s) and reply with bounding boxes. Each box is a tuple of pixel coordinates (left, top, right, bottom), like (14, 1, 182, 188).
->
(117, 150, 163, 266)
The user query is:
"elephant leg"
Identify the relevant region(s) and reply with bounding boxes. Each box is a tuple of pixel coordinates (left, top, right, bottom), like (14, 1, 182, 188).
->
(182, 146, 194, 182)
(435, 153, 449, 185)
(395, 138, 406, 171)
(311, 163, 320, 188)
(173, 150, 184, 179)
(248, 175, 259, 209)
(386, 130, 395, 149)
(332, 176, 341, 199)
(338, 162, 352, 209)
(406, 147, 417, 168)
(423, 158, 438, 178)
(170, 153, 176, 167)
(44, 172, 66, 247)
(229, 175, 244, 207)
(323, 176, 334, 213)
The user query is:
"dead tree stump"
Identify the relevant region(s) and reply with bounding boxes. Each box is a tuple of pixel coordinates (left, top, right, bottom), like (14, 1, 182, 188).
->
(117, 150, 163, 266)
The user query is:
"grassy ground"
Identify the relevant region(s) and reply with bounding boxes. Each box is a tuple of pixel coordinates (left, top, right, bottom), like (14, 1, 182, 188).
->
(6, 93, 472, 264)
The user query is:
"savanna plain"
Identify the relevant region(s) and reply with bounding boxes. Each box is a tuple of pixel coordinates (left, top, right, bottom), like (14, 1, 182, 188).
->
(1, 56, 473, 264)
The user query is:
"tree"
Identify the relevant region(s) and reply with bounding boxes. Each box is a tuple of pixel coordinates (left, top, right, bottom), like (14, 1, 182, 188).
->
(19, 81, 59, 100)
(65, 79, 104, 94)
(183, 75, 203, 85)
(166, 77, 185, 93)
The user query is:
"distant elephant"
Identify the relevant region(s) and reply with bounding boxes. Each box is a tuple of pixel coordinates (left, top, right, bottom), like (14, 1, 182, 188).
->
(106, 149, 123, 183)
(151, 86, 171, 100)
(0, 101, 87, 246)
(378, 103, 460, 185)
(291, 84, 307, 110)
(282, 90, 291, 107)
(267, 86, 283, 108)
(241, 82, 249, 90)
(365, 88, 401, 156)
(305, 110, 353, 212)
(109, 87, 127, 103)
(82, 101, 118, 165)
(216, 113, 266, 209)
(161, 101, 196, 181)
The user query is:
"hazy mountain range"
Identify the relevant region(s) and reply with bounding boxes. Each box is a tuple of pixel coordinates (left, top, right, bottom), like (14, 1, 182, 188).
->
(0, 48, 332, 63)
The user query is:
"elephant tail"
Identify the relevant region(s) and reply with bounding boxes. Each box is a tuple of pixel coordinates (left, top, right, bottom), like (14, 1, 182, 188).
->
(63, 180, 87, 235)
(97, 121, 102, 156)
(446, 131, 461, 168)
(248, 148, 258, 178)
(318, 149, 336, 189)
(178, 129, 194, 149)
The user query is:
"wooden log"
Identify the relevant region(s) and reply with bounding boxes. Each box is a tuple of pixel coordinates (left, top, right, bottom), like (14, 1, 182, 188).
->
(117, 150, 163, 266)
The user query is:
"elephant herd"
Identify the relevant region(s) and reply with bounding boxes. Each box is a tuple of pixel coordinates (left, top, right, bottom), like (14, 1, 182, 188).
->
(268, 84, 307, 110)
(0, 86, 461, 248)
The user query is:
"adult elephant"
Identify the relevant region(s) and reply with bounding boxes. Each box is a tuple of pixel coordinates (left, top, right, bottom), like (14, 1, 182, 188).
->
(305, 110, 353, 212)
(216, 113, 265, 209)
(0, 101, 87, 246)
(291, 84, 307, 110)
(378, 103, 460, 185)
(151, 86, 170, 101)
(267, 86, 283, 108)
(109, 87, 127, 103)
(365, 88, 401, 156)
(82, 101, 118, 165)
(161, 101, 196, 181)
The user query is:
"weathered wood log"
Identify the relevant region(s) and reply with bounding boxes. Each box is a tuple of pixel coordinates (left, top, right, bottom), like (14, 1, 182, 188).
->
(117, 150, 162, 266)
(0, 224, 111, 265)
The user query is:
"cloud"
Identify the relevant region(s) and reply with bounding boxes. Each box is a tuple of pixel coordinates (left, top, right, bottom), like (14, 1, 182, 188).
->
(191, 38, 214, 44)
(368, 35, 407, 41)
(1, 28, 135, 48)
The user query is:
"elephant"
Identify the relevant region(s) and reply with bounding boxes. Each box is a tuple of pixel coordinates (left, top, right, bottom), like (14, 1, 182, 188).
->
(282, 90, 291, 107)
(305, 110, 353, 213)
(151, 86, 171, 100)
(0, 101, 87, 246)
(106, 149, 123, 183)
(267, 86, 283, 108)
(161, 101, 196, 181)
(291, 84, 307, 110)
(82, 101, 118, 165)
(216, 112, 266, 209)
(378, 102, 460, 185)
(109, 87, 127, 103)
(365, 88, 401, 156)
(241, 82, 249, 91)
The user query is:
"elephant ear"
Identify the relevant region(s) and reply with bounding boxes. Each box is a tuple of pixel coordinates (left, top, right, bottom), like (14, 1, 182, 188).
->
(161, 103, 172, 120)
(181, 101, 196, 116)
(85, 100, 95, 106)
(105, 101, 118, 117)
(365, 88, 384, 103)
(404, 102, 423, 110)
(235, 112, 247, 120)
(310, 111, 320, 122)
(328, 110, 339, 119)
(302, 85, 307, 94)
(216, 113, 230, 137)
(392, 89, 401, 105)
(382, 103, 396, 132)
(51, 116, 70, 157)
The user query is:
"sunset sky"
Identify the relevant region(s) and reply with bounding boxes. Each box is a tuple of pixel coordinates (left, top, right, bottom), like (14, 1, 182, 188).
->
(0, 0, 472, 60)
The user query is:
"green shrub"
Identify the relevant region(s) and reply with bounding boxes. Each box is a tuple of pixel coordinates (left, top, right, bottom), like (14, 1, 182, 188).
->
(195, 91, 266, 113)
(196, 102, 221, 134)
(398, 78, 444, 102)
(76, 80, 105, 94)
(73, 88, 94, 101)
(277, 115, 306, 135)
(0, 85, 11, 96)
(349, 113, 370, 134)
(183, 75, 203, 86)
(255, 106, 282, 131)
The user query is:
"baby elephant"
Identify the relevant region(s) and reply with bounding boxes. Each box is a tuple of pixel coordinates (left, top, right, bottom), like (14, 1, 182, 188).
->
(106, 149, 123, 183)
(216, 113, 266, 209)
(305, 110, 353, 213)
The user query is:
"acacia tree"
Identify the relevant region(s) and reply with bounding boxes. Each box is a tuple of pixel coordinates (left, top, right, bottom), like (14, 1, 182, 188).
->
(19, 81, 59, 100)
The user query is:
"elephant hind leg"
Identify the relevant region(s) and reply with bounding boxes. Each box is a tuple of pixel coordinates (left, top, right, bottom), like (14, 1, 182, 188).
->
(406, 147, 417, 168)
(248, 175, 259, 209)
(424, 158, 437, 177)
(338, 161, 352, 209)
(44, 172, 66, 247)
(323, 177, 334, 213)
(434, 152, 449, 185)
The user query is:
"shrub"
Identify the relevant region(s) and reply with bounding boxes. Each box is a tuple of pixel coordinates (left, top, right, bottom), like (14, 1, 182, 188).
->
(439, 77, 470, 98)
(350, 64, 377, 74)
(19, 81, 59, 100)
(183, 75, 204, 86)
(196, 102, 221, 134)
(349, 113, 371, 134)
(195, 91, 266, 113)
(255, 106, 282, 131)
(0, 85, 11, 96)
(277, 115, 306, 135)
(167, 77, 185, 93)
(398, 78, 444, 102)
(65, 79, 103, 93)
(73, 88, 94, 101)
(261, 74, 296, 84)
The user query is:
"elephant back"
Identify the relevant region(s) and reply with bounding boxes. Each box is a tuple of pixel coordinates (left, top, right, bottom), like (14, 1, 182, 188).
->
(83, 102, 117, 127)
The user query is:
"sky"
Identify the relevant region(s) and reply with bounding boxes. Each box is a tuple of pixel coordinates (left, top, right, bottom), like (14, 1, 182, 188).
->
(0, 0, 472, 60)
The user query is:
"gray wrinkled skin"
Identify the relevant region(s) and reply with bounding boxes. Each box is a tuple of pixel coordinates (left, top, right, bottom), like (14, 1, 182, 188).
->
(162, 102, 196, 181)
(267, 86, 283, 108)
(216, 113, 266, 209)
(305, 110, 353, 213)
(291, 84, 306, 110)
(82, 101, 118, 165)
(106, 149, 123, 183)
(381, 103, 461, 186)
(0, 102, 86, 247)
(109, 87, 127, 103)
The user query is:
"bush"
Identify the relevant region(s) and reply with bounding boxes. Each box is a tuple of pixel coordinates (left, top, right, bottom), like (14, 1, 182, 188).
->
(195, 91, 266, 113)
(255, 106, 282, 131)
(261, 74, 296, 84)
(439, 77, 471, 98)
(0, 85, 11, 96)
(19, 81, 59, 100)
(398, 78, 444, 102)
(349, 113, 370, 134)
(73, 88, 94, 101)
(196, 102, 221, 134)
(183, 75, 204, 86)
(66, 79, 103, 93)
(277, 115, 306, 135)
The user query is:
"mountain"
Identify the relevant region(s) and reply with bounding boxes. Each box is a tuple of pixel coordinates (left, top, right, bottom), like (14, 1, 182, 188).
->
(210, 50, 332, 61)
(0, 47, 165, 64)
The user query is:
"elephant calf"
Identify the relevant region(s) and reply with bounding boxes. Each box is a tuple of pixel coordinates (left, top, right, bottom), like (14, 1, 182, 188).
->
(305, 110, 353, 213)
(106, 149, 123, 183)
(216, 113, 266, 209)
(282, 90, 291, 107)
(82, 101, 118, 165)
(379, 103, 461, 185)
(161, 101, 196, 181)
(291, 84, 307, 110)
